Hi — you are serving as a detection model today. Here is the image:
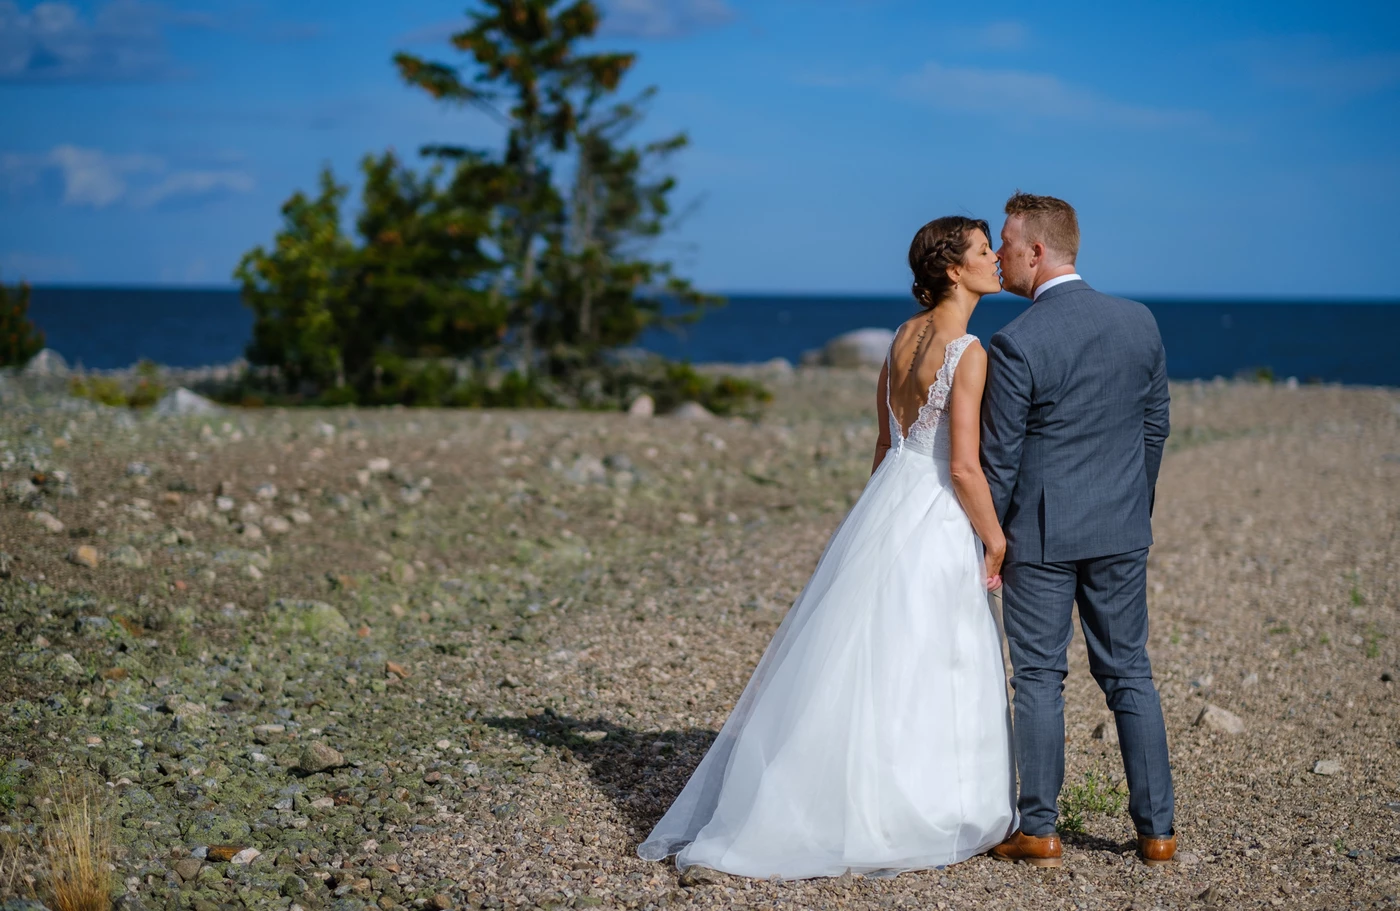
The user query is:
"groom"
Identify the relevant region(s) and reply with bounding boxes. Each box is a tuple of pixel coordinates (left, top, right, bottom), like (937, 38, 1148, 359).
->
(981, 192, 1175, 867)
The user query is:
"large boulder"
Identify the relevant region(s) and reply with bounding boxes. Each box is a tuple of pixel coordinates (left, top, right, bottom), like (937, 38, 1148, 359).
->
(22, 348, 69, 377)
(809, 328, 895, 367)
(154, 387, 223, 416)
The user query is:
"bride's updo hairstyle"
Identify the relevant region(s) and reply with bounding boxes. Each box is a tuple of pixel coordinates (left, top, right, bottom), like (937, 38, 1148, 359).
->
(908, 215, 990, 309)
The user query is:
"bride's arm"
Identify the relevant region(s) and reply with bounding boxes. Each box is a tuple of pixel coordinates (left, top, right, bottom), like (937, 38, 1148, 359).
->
(947, 342, 1007, 587)
(871, 360, 893, 474)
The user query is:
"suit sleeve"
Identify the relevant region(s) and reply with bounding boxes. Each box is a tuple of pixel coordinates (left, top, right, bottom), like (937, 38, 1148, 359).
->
(980, 331, 1032, 524)
(1142, 336, 1170, 515)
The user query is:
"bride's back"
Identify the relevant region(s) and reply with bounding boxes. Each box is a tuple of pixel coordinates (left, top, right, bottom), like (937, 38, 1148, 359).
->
(887, 317, 963, 435)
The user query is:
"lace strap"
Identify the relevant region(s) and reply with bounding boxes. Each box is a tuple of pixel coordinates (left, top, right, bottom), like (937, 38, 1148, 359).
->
(940, 334, 978, 386)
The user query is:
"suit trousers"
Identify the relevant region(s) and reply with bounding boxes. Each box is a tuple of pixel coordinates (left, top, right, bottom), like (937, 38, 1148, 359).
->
(1002, 548, 1175, 838)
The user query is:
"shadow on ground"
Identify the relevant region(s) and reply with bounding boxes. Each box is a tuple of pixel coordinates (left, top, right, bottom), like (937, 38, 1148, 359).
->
(484, 710, 717, 835)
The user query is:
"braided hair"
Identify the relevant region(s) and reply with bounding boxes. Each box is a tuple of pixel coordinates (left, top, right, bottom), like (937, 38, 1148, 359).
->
(908, 216, 990, 309)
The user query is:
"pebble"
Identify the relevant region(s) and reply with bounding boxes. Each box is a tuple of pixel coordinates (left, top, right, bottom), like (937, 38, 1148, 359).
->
(1312, 759, 1343, 776)
(109, 545, 145, 569)
(1091, 719, 1119, 744)
(1194, 704, 1246, 735)
(671, 401, 713, 420)
(68, 545, 100, 568)
(173, 857, 203, 882)
(297, 741, 346, 774)
(229, 847, 261, 865)
(627, 394, 655, 418)
(206, 845, 242, 862)
(28, 510, 64, 533)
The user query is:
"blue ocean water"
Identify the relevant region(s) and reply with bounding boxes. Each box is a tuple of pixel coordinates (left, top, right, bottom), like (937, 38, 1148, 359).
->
(24, 286, 1400, 386)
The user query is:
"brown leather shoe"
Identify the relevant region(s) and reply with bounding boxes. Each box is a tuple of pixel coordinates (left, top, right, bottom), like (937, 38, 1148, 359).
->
(1137, 833, 1177, 866)
(991, 830, 1063, 868)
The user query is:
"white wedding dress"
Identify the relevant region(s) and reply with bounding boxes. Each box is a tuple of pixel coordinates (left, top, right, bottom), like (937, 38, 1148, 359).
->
(638, 334, 1017, 880)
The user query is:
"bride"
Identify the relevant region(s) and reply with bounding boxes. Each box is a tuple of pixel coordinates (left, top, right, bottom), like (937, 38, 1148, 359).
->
(637, 216, 1017, 879)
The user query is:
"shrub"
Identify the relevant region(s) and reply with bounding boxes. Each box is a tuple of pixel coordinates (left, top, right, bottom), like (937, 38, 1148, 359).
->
(0, 274, 45, 368)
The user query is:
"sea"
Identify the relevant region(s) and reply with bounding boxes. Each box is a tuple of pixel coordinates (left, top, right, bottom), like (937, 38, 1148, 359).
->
(23, 286, 1400, 387)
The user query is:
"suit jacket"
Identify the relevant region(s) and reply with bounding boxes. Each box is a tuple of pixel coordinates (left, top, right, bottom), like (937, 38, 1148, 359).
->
(980, 279, 1170, 564)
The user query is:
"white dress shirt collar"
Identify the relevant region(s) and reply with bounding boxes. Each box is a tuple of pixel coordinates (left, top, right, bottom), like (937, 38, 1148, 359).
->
(1032, 273, 1082, 301)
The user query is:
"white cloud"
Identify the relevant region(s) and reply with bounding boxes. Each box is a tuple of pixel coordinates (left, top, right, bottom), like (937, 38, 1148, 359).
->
(897, 61, 1204, 129)
(0, 144, 254, 208)
(0, 0, 320, 82)
(0, 0, 172, 81)
(133, 169, 255, 208)
(601, 0, 734, 39)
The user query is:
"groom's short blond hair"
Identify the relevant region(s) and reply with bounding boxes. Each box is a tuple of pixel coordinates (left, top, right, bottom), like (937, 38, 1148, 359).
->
(1005, 191, 1080, 262)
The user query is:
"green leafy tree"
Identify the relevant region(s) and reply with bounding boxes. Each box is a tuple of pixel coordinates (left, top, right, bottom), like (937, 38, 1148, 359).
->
(236, 0, 759, 413)
(236, 169, 354, 394)
(236, 154, 506, 400)
(0, 274, 45, 367)
(394, 0, 714, 372)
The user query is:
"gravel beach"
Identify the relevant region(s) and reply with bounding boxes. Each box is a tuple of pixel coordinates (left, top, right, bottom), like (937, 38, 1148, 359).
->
(0, 367, 1397, 911)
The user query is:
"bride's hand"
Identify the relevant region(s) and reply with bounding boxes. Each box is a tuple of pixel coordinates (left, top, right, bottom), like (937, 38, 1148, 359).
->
(984, 537, 1006, 591)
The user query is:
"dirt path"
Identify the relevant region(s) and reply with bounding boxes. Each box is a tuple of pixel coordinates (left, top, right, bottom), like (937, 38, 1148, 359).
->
(0, 371, 1397, 910)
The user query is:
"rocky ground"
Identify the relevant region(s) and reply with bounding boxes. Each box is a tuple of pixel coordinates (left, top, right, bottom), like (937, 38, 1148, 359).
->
(0, 366, 1397, 911)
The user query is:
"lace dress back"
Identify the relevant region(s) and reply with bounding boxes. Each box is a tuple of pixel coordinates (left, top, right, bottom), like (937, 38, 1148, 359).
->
(886, 334, 977, 459)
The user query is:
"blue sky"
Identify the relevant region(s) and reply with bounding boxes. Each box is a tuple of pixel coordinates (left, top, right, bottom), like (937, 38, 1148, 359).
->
(1, 0, 1398, 297)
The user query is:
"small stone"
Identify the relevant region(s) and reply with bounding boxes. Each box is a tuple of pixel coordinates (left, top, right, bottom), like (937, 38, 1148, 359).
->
(289, 509, 313, 525)
(243, 564, 263, 580)
(206, 845, 242, 863)
(296, 741, 345, 774)
(670, 401, 713, 420)
(627, 394, 655, 418)
(1194, 704, 1245, 735)
(1312, 759, 1343, 776)
(229, 847, 261, 865)
(676, 512, 698, 526)
(154, 387, 222, 415)
(1177, 851, 1201, 865)
(174, 857, 203, 881)
(385, 661, 410, 679)
(69, 545, 100, 568)
(679, 866, 724, 886)
(367, 457, 391, 475)
(109, 545, 145, 569)
(430, 894, 452, 910)
(262, 516, 292, 535)
(1242, 672, 1259, 687)
(215, 496, 235, 512)
(29, 510, 64, 533)
(52, 652, 86, 680)
(578, 731, 607, 742)
(1091, 720, 1119, 745)
(251, 724, 286, 744)
(254, 483, 278, 501)
(435, 739, 451, 750)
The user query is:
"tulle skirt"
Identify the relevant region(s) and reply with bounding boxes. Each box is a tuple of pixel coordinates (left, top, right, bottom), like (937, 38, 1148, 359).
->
(637, 444, 1017, 879)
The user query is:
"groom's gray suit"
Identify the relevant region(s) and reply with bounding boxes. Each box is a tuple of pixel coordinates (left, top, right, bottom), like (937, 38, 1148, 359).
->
(981, 278, 1175, 839)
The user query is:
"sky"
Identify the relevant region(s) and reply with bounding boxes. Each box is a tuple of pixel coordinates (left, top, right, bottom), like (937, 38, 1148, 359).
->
(1, 0, 1398, 298)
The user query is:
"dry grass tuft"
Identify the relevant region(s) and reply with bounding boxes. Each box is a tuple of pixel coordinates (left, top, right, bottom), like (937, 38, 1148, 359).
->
(35, 775, 112, 911)
(0, 831, 36, 901)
